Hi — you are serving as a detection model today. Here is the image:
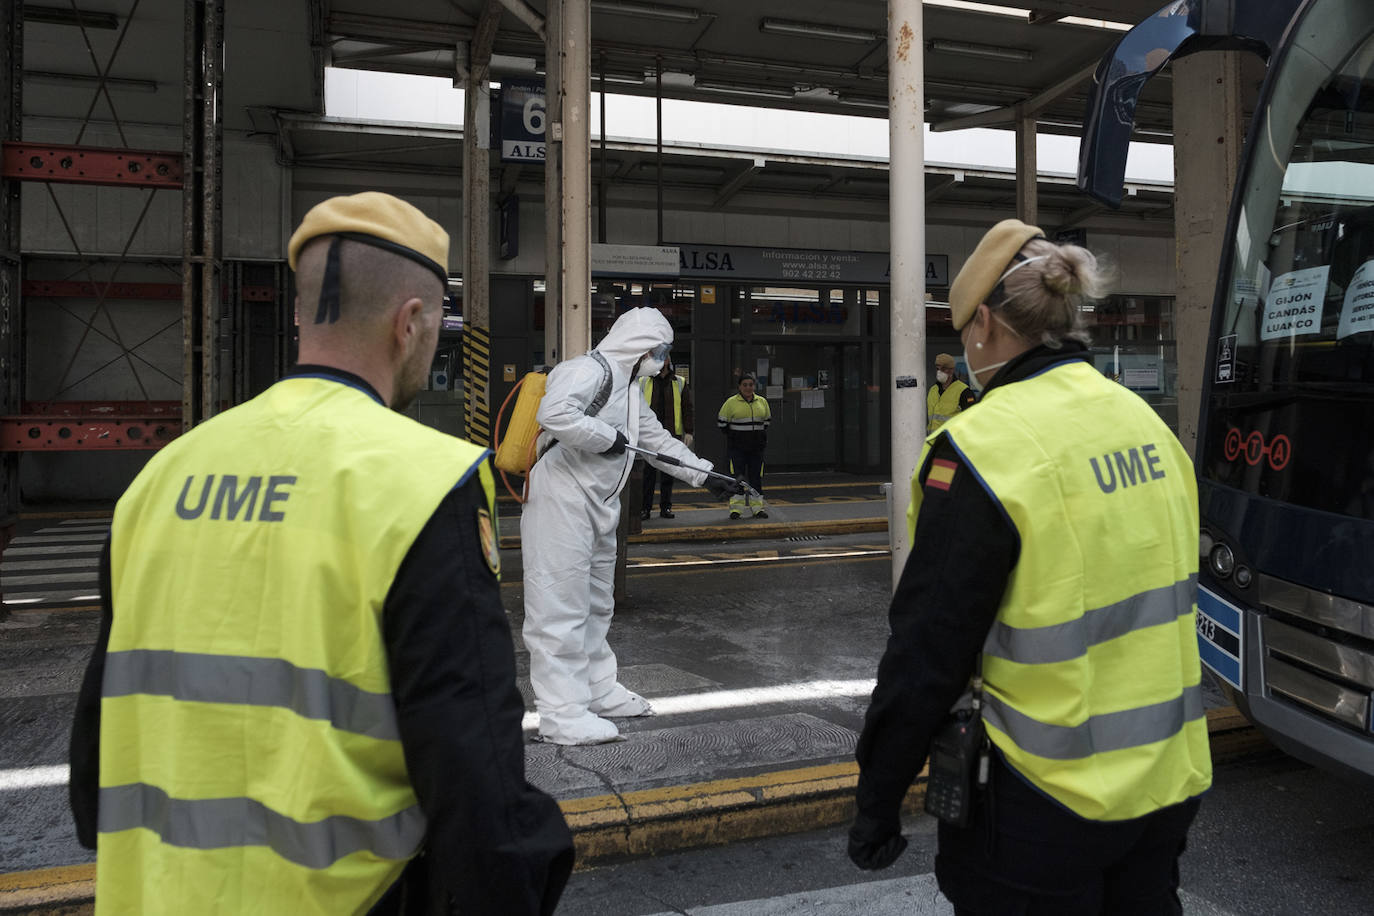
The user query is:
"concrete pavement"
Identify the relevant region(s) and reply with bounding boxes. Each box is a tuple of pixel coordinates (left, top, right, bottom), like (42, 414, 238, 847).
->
(0, 473, 1261, 913)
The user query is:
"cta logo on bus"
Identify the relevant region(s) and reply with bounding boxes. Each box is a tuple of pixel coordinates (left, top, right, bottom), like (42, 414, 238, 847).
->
(1223, 427, 1292, 471)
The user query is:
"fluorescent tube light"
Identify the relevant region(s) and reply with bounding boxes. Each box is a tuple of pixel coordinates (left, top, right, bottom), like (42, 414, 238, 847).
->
(929, 39, 1032, 62)
(759, 18, 880, 44)
(590, 0, 702, 23)
(695, 79, 795, 100)
(922, 1, 1130, 31)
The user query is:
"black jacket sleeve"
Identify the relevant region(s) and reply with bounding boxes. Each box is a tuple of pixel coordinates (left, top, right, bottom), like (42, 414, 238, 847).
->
(852, 437, 1018, 841)
(69, 537, 112, 850)
(383, 475, 574, 916)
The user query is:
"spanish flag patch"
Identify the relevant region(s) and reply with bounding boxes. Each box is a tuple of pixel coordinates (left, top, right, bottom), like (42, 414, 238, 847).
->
(926, 458, 958, 492)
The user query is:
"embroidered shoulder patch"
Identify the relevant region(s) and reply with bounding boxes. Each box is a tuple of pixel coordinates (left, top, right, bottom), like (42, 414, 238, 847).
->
(477, 507, 501, 576)
(925, 458, 958, 492)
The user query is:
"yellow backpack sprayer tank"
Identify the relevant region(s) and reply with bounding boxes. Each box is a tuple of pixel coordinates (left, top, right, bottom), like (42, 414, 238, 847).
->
(493, 372, 546, 502)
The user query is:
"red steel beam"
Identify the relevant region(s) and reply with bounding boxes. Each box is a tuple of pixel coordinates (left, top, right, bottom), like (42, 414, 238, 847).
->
(0, 416, 181, 450)
(1, 142, 184, 188)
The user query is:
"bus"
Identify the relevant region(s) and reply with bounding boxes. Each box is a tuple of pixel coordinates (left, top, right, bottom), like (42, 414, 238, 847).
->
(1081, 0, 1374, 781)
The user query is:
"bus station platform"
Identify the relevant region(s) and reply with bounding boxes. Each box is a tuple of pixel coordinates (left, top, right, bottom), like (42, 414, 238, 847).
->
(0, 472, 1255, 913)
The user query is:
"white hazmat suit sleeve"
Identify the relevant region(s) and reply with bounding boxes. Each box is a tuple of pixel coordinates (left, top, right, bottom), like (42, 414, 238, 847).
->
(535, 356, 619, 453)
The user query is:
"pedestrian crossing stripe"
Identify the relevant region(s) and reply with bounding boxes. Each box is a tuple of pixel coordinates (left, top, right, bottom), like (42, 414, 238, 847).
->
(926, 458, 958, 491)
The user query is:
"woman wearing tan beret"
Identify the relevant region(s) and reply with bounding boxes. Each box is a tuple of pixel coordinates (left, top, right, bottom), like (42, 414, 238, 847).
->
(851, 220, 1212, 915)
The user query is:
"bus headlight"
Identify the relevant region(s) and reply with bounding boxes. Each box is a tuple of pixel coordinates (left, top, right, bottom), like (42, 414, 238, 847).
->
(1234, 565, 1253, 588)
(1209, 543, 1236, 579)
(1199, 530, 1215, 559)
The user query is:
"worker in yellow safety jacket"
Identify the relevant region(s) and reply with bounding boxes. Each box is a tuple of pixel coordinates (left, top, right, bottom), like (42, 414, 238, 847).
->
(926, 351, 976, 432)
(850, 219, 1211, 915)
(717, 374, 771, 518)
(69, 192, 572, 915)
(639, 358, 694, 519)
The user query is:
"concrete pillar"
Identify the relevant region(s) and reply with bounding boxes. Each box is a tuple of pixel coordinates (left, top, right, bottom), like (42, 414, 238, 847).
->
(543, 0, 562, 364)
(463, 68, 493, 445)
(887, 0, 925, 590)
(559, 0, 592, 361)
(1173, 52, 1243, 457)
(1015, 105, 1037, 227)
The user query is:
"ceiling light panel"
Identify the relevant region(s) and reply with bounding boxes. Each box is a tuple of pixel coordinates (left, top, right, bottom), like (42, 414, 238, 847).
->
(759, 18, 881, 44)
(928, 39, 1033, 62)
(590, 0, 702, 23)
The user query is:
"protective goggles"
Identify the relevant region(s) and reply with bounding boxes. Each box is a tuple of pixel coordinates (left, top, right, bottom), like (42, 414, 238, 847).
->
(648, 342, 671, 362)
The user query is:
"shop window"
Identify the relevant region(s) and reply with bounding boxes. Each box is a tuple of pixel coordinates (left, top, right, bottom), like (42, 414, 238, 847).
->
(746, 286, 861, 336)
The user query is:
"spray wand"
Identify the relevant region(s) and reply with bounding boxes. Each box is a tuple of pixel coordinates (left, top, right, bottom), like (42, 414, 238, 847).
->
(624, 444, 766, 508)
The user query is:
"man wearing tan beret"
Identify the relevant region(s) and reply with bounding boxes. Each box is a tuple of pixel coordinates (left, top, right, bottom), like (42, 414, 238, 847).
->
(71, 192, 573, 914)
(927, 352, 976, 433)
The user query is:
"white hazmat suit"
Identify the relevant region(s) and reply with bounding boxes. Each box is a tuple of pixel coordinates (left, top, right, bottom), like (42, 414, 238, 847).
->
(521, 308, 716, 745)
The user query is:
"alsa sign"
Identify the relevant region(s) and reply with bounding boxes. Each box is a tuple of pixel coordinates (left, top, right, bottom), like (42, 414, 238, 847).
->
(678, 244, 950, 287)
(498, 79, 546, 163)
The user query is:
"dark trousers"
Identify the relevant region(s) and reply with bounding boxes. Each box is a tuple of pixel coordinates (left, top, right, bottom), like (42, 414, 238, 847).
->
(937, 752, 1201, 916)
(642, 464, 675, 511)
(726, 447, 765, 495)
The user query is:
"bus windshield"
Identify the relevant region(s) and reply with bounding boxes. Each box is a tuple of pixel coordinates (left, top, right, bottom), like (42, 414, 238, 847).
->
(1203, 0, 1374, 520)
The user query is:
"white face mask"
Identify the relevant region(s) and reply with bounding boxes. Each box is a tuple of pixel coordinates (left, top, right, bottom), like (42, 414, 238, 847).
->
(962, 310, 1024, 394)
(935, 370, 951, 386)
(963, 349, 1008, 394)
(637, 342, 671, 379)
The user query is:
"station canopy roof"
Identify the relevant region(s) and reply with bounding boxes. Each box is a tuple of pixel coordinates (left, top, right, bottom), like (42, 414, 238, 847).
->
(21, 1, 1182, 232)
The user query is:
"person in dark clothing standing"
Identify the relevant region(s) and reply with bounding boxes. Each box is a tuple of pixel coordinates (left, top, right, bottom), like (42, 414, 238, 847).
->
(69, 192, 573, 915)
(717, 374, 771, 519)
(849, 219, 1210, 915)
(639, 358, 694, 519)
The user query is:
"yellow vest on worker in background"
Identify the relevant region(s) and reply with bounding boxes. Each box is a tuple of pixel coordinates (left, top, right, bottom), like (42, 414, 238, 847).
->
(926, 378, 969, 432)
(98, 376, 493, 914)
(909, 360, 1211, 821)
(640, 375, 685, 436)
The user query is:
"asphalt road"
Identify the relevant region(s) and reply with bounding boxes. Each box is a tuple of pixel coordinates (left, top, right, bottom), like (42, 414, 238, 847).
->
(555, 747, 1374, 915)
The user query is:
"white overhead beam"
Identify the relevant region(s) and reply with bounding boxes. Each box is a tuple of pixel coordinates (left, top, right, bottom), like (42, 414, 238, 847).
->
(496, 0, 547, 41)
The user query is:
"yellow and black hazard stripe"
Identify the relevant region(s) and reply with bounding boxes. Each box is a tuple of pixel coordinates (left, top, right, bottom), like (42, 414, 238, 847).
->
(463, 323, 492, 446)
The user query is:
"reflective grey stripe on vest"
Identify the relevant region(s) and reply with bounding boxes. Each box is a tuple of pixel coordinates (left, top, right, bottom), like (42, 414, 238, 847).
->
(983, 683, 1204, 761)
(103, 649, 400, 740)
(99, 783, 424, 869)
(983, 575, 1198, 666)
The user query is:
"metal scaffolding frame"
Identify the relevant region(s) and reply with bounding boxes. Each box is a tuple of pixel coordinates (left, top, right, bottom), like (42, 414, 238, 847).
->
(0, 1, 288, 479)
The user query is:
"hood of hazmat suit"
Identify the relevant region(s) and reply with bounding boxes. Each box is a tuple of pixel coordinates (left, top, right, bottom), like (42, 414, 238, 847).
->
(519, 307, 716, 744)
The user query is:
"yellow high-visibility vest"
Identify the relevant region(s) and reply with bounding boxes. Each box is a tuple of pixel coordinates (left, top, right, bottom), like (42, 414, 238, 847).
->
(98, 375, 494, 914)
(926, 378, 970, 432)
(909, 360, 1211, 821)
(640, 375, 685, 436)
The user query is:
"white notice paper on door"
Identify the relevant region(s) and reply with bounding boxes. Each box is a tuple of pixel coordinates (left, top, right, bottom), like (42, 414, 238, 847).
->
(1261, 265, 1327, 341)
(1339, 260, 1374, 339)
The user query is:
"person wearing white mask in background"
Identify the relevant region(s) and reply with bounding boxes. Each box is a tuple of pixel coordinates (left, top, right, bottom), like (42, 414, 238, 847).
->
(926, 352, 976, 433)
(521, 307, 745, 745)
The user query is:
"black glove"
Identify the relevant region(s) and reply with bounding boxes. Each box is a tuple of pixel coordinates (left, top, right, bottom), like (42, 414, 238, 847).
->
(704, 476, 747, 500)
(847, 827, 907, 871)
(602, 431, 628, 456)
